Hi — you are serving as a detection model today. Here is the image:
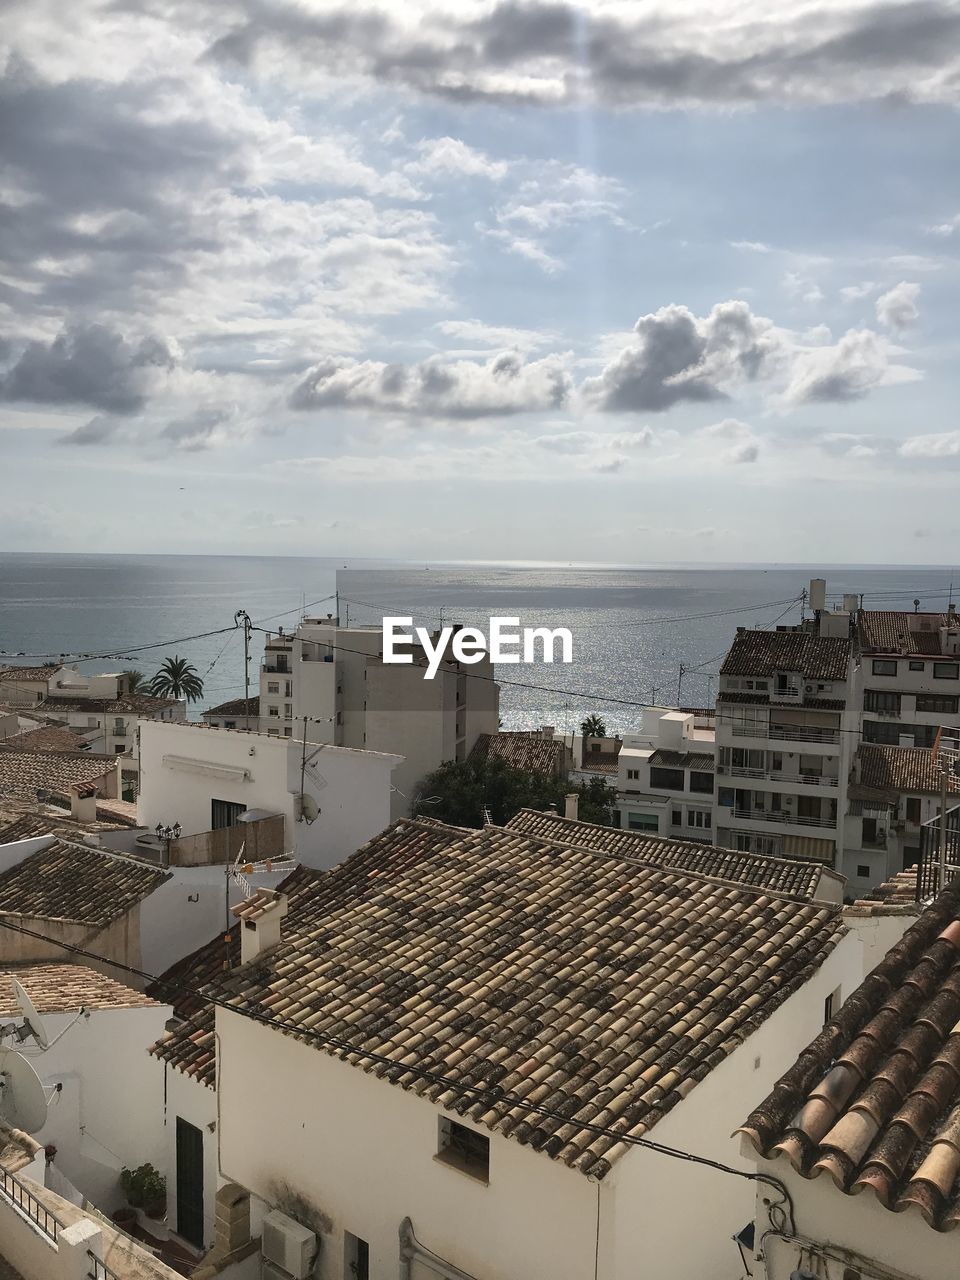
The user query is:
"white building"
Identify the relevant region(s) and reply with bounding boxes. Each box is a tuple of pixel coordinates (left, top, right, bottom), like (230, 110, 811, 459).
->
(739, 877, 960, 1280)
(256, 616, 500, 817)
(204, 813, 860, 1280)
(857, 605, 960, 749)
(40, 666, 184, 759)
(614, 707, 715, 838)
(715, 628, 861, 869)
(137, 719, 400, 871)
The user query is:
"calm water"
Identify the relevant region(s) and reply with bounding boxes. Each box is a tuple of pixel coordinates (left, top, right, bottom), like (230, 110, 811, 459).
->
(1, 554, 957, 732)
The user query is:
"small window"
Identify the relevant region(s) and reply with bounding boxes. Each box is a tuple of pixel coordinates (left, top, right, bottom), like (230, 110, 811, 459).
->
(824, 986, 841, 1024)
(628, 812, 659, 832)
(906, 797, 921, 824)
(267, 681, 279, 694)
(345, 1233, 369, 1280)
(268, 705, 279, 717)
(650, 766, 685, 791)
(626, 768, 640, 781)
(857, 863, 870, 878)
(933, 662, 960, 680)
(916, 693, 959, 714)
(283, 727, 292, 737)
(872, 659, 897, 676)
(224, 720, 236, 729)
(437, 1118, 489, 1182)
(686, 810, 711, 829)
(689, 771, 714, 793)
(909, 660, 924, 672)
(672, 809, 682, 826)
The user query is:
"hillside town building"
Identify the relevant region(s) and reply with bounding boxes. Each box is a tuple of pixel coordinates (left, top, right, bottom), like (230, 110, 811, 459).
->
(613, 707, 716, 837)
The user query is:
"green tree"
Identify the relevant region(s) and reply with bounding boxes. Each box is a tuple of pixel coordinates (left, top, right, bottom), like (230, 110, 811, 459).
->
(122, 669, 145, 694)
(413, 757, 614, 829)
(580, 714, 607, 738)
(148, 655, 204, 702)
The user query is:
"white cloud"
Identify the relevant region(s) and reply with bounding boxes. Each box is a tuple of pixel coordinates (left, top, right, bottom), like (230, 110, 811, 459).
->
(899, 432, 960, 459)
(435, 320, 556, 354)
(406, 137, 509, 181)
(875, 281, 920, 330)
(779, 328, 920, 406)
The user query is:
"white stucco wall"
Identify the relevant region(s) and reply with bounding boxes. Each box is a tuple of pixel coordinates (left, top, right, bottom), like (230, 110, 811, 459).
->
(216, 1008, 600, 1280)
(25, 1003, 170, 1213)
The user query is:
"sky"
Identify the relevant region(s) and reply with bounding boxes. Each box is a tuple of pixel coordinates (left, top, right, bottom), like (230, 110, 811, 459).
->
(2, 0, 960, 564)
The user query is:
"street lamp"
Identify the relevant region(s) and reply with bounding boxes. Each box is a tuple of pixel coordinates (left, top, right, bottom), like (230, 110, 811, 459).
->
(154, 821, 181, 866)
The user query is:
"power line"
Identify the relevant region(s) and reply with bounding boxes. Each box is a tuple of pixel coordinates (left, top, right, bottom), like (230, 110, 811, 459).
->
(0, 913, 795, 1225)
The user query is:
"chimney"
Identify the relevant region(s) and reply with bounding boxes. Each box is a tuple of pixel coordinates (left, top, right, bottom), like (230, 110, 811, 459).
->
(540, 725, 555, 739)
(564, 792, 579, 821)
(70, 782, 98, 824)
(233, 889, 289, 964)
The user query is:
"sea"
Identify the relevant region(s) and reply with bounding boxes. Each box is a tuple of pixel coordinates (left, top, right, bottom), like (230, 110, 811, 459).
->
(1, 553, 957, 734)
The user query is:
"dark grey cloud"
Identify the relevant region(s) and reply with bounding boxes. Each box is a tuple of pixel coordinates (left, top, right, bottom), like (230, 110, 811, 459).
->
(190, 0, 960, 107)
(1, 323, 177, 413)
(160, 407, 236, 450)
(582, 301, 780, 413)
(59, 415, 121, 446)
(289, 351, 571, 418)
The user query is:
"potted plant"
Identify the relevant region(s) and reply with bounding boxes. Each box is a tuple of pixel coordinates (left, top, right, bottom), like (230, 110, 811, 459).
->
(120, 1163, 167, 1220)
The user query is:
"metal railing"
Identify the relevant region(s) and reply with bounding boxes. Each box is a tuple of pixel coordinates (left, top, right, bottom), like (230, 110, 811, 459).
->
(718, 764, 839, 787)
(917, 802, 960, 900)
(768, 723, 840, 745)
(88, 1250, 122, 1280)
(732, 808, 837, 830)
(0, 1165, 63, 1243)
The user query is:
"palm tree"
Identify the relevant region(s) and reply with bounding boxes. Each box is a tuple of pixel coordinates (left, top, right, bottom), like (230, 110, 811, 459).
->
(149, 655, 204, 703)
(123, 669, 146, 694)
(581, 714, 607, 739)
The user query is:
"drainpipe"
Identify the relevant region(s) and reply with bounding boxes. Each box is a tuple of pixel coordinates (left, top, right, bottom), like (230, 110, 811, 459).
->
(399, 1218, 478, 1280)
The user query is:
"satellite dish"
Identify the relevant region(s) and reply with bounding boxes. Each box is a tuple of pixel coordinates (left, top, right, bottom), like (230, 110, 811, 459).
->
(0, 1048, 48, 1134)
(14, 981, 49, 1050)
(298, 794, 319, 823)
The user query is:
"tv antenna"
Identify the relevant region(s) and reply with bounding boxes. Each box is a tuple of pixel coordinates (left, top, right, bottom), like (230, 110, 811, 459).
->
(225, 844, 296, 926)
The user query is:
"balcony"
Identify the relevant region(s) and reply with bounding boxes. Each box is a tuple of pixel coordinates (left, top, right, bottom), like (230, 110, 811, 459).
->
(770, 682, 803, 704)
(768, 723, 840, 745)
(718, 764, 838, 787)
(111, 725, 127, 737)
(263, 662, 290, 674)
(732, 807, 837, 830)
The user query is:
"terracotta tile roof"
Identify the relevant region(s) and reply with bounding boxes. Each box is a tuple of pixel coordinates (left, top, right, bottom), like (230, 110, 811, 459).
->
(148, 865, 324, 1088)
(0, 840, 168, 926)
(740, 879, 960, 1231)
(0, 813, 49, 844)
(507, 809, 830, 900)
(721, 630, 852, 681)
(202, 695, 260, 719)
(858, 743, 960, 798)
(0, 750, 116, 801)
(648, 749, 715, 771)
(42, 694, 177, 715)
(859, 611, 954, 656)
(470, 732, 569, 776)
(0, 963, 159, 1015)
(205, 818, 844, 1176)
(0, 726, 90, 753)
(578, 755, 620, 774)
(847, 868, 920, 916)
(0, 667, 56, 682)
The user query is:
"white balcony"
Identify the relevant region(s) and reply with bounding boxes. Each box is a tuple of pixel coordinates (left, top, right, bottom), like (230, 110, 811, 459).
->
(732, 807, 837, 830)
(718, 764, 839, 787)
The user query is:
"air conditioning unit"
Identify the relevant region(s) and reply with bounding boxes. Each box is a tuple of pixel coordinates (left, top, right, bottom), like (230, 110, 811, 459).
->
(261, 1210, 317, 1280)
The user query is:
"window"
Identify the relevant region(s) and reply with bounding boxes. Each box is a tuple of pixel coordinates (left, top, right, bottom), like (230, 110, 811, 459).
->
(872, 659, 897, 676)
(267, 681, 279, 694)
(906, 797, 921, 824)
(754, 681, 768, 690)
(823, 986, 841, 1023)
(268, 704, 279, 717)
(689, 771, 714, 793)
(686, 810, 711, 829)
(211, 799, 246, 830)
(114, 744, 126, 754)
(626, 768, 640, 780)
(671, 809, 682, 826)
(857, 863, 870, 878)
(437, 1118, 489, 1182)
(224, 720, 236, 729)
(650, 766, 684, 791)
(284, 681, 292, 697)
(933, 662, 960, 680)
(916, 693, 959, 714)
(864, 689, 900, 713)
(284, 704, 292, 719)
(283, 727, 292, 737)
(627, 812, 659, 831)
(590, 742, 601, 753)
(909, 660, 924, 672)
(345, 1234, 369, 1280)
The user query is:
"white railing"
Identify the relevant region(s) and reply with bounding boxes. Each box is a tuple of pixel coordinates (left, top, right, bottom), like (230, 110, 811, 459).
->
(768, 723, 840, 745)
(718, 765, 839, 787)
(732, 808, 837, 830)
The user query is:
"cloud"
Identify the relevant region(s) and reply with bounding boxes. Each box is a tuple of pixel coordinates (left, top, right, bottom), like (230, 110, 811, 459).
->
(700, 418, 761, 464)
(929, 213, 960, 236)
(779, 328, 918, 405)
(899, 432, 960, 459)
(730, 241, 773, 254)
(160, 406, 239, 451)
(195, 0, 960, 109)
(477, 225, 564, 274)
(406, 137, 508, 180)
(435, 319, 556, 354)
(289, 350, 572, 419)
(840, 281, 878, 301)
(1, 323, 177, 413)
(581, 301, 781, 413)
(875, 281, 920, 330)
(59, 415, 122, 446)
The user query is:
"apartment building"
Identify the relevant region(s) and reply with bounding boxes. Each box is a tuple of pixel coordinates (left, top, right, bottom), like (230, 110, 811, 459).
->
(256, 615, 500, 817)
(715, 629, 860, 868)
(857, 606, 960, 748)
(614, 708, 715, 838)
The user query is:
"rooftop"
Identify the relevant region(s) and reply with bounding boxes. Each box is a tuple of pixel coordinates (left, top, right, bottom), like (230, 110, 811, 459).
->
(721, 629, 852, 682)
(0, 666, 57, 682)
(0, 749, 116, 801)
(857, 743, 960, 798)
(470, 731, 568, 776)
(0, 963, 159, 1015)
(202, 694, 260, 718)
(0, 840, 168, 926)
(208, 817, 844, 1177)
(0, 726, 91, 753)
(740, 878, 960, 1232)
(846, 868, 921, 918)
(41, 694, 178, 715)
(858, 610, 956, 657)
(507, 809, 836, 900)
(648, 748, 714, 771)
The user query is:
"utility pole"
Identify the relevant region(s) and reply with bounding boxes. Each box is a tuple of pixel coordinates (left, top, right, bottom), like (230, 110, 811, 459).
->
(234, 609, 252, 730)
(677, 663, 685, 706)
(799, 587, 807, 624)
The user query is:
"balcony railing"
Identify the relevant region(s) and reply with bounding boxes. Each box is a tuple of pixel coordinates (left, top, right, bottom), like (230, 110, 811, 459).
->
(0, 1165, 62, 1242)
(732, 807, 837, 830)
(111, 725, 127, 736)
(768, 723, 840, 745)
(770, 684, 803, 703)
(88, 1251, 122, 1280)
(718, 764, 839, 787)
